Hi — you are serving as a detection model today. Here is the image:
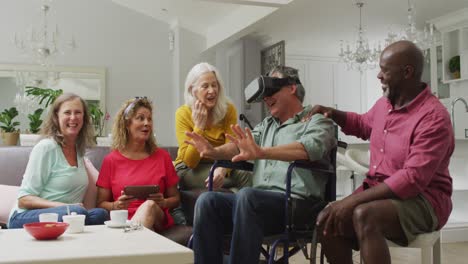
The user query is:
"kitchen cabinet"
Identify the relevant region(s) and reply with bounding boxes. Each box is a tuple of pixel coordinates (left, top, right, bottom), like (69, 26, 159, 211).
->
(431, 8, 468, 84)
(286, 55, 366, 143)
(423, 44, 450, 98)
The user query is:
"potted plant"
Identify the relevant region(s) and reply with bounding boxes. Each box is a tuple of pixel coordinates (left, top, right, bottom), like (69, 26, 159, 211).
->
(18, 86, 62, 146)
(89, 103, 110, 145)
(0, 107, 20, 145)
(20, 108, 44, 146)
(25, 86, 63, 108)
(28, 108, 44, 134)
(449, 55, 460, 79)
(89, 103, 110, 137)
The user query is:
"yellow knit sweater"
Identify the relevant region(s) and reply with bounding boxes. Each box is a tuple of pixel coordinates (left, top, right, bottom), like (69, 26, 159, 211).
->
(174, 103, 238, 168)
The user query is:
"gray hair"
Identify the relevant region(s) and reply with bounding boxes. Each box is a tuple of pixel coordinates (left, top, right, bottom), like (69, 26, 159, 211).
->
(268, 65, 305, 103)
(184, 62, 231, 124)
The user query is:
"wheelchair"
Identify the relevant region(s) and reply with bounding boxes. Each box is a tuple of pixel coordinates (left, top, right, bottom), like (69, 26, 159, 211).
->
(190, 140, 347, 264)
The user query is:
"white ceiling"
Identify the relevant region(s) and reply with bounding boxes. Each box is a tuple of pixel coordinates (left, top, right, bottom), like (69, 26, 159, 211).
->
(245, 0, 468, 55)
(110, 0, 468, 52)
(110, 0, 288, 34)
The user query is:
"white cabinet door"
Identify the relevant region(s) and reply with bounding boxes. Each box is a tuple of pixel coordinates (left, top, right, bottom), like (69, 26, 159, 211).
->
(306, 61, 335, 107)
(334, 63, 362, 113)
(287, 56, 366, 143)
(287, 57, 335, 107)
(334, 63, 366, 143)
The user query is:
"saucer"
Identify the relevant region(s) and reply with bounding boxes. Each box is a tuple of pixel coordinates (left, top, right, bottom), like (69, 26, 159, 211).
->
(104, 220, 130, 228)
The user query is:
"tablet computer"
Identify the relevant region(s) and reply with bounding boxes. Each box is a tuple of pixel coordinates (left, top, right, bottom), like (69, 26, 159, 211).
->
(123, 185, 160, 200)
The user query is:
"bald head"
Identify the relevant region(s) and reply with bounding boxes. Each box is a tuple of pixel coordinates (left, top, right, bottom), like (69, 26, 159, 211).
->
(381, 40, 424, 80)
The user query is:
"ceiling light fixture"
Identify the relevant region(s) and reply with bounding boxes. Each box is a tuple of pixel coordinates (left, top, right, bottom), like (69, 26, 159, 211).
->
(339, 1, 381, 72)
(14, 0, 76, 66)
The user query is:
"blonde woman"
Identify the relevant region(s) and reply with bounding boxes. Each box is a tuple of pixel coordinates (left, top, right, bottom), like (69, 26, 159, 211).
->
(8, 93, 108, 228)
(96, 97, 180, 231)
(174, 62, 251, 191)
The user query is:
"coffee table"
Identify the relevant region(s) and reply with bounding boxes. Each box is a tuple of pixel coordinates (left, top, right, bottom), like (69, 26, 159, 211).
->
(0, 225, 193, 264)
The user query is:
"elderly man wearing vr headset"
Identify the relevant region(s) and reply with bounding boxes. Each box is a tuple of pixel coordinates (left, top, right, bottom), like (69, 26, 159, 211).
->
(185, 65, 337, 264)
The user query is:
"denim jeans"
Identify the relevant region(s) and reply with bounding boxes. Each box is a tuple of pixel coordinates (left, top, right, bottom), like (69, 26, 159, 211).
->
(193, 187, 286, 264)
(8, 205, 109, 228)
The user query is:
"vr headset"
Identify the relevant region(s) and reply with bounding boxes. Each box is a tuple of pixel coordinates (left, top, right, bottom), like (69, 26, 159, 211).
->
(244, 76, 300, 103)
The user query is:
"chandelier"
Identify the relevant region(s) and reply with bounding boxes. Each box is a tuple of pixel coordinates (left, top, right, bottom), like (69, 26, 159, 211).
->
(14, 1, 76, 66)
(339, 1, 381, 72)
(385, 0, 436, 52)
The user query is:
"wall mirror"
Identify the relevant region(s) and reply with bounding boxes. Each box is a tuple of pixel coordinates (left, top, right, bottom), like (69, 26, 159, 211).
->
(0, 64, 106, 133)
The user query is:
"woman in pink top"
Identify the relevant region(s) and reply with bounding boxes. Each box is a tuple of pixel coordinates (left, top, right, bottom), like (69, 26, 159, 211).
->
(96, 97, 180, 231)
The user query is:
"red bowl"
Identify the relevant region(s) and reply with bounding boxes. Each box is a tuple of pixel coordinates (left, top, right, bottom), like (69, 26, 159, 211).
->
(23, 222, 69, 240)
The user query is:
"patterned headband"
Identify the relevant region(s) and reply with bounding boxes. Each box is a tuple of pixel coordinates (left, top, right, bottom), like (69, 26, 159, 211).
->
(124, 96, 147, 117)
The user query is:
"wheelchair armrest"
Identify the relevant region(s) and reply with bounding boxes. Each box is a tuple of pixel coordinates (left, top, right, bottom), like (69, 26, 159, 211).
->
(208, 160, 254, 191)
(337, 140, 348, 149)
(289, 160, 334, 176)
(211, 160, 254, 171)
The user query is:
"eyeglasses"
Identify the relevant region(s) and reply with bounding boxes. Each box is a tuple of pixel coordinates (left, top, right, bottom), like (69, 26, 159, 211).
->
(124, 96, 148, 117)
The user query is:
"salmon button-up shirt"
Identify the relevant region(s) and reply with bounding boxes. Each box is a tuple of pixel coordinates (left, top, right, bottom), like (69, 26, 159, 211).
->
(343, 86, 454, 229)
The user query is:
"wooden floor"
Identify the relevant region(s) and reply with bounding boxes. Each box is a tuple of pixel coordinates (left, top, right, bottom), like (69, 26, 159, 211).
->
(286, 242, 468, 264)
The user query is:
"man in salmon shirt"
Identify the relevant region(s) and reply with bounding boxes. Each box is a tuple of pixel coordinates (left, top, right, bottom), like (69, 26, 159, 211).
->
(309, 40, 454, 264)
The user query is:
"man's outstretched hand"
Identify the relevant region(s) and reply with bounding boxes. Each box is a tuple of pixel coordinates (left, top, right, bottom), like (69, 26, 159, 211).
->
(185, 131, 217, 159)
(226, 124, 265, 162)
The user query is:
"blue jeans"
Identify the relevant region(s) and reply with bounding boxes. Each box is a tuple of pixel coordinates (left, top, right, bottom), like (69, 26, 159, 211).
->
(193, 187, 286, 264)
(8, 205, 109, 228)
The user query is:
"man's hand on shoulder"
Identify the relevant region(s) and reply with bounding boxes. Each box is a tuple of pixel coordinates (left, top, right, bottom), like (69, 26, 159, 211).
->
(301, 105, 334, 122)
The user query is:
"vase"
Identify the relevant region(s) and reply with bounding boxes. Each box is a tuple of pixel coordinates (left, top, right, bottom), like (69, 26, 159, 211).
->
(3, 132, 20, 146)
(19, 133, 41, 146)
(96, 136, 112, 147)
(452, 71, 461, 79)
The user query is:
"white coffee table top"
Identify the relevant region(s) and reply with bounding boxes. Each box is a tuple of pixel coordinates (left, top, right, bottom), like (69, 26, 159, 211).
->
(0, 225, 193, 264)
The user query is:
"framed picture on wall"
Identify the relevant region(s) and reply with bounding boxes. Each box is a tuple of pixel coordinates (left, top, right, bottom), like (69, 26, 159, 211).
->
(261, 40, 285, 75)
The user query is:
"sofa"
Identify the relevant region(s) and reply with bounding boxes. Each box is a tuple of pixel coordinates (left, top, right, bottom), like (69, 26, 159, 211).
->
(0, 145, 193, 246)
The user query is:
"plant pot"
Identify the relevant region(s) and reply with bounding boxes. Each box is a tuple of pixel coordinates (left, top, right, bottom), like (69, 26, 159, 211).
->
(96, 136, 112, 147)
(20, 133, 42, 146)
(3, 131, 20, 146)
(452, 71, 461, 79)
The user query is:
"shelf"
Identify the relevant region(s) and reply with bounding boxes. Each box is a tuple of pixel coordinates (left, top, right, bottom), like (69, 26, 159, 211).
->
(442, 27, 468, 83)
(443, 77, 468, 84)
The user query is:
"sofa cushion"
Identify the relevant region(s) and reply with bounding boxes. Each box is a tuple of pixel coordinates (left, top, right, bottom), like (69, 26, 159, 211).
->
(85, 147, 111, 171)
(0, 185, 19, 225)
(159, 225, 193, 246)
(83, 158, 99, 209)
(0, 147, 33, 186)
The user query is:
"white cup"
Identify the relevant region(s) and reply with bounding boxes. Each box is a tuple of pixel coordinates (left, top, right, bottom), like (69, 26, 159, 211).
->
(39, 213, 59, 222)
(110, 210, 128, 225)
(62, 212, 86, 233)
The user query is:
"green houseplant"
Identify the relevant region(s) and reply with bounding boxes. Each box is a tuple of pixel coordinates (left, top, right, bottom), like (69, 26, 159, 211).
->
(24, 86, 63, 133)
(28, 108, 44, 134)
(25, 86, 63, 108)
(89, 103, 109, 137)
(0, 107, 20, 145)
(449, 55, 460, 79)
(18, 86, 62, 146)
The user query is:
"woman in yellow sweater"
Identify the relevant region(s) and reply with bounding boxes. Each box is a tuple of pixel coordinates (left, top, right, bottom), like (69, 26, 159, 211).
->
(174, 62, 251, 190)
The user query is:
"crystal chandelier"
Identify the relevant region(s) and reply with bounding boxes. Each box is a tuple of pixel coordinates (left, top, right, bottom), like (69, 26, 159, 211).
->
(385, 0, 436, 51)
(14, 1, 76, 66)
(339, 1, 381, 72)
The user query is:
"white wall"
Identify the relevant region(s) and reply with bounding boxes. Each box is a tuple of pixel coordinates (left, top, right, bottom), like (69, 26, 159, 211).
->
(0, 0, 176, 145)
(211, 38, 263, 129)
(170, 25, 206, 145)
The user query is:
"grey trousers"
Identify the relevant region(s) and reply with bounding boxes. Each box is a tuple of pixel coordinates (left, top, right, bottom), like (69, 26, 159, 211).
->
(175, 162, 252, 191)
